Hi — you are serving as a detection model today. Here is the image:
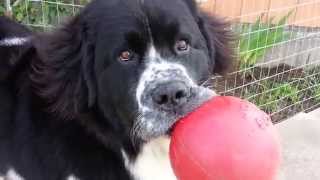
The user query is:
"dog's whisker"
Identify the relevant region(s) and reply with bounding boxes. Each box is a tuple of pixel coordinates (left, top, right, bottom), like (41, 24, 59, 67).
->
(130, 112, 144, 147)
(200, 77, 213, 87)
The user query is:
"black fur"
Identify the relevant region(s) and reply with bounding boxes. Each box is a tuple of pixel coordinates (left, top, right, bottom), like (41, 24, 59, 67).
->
(0, 16, 33, 81)
(0, 0, 234, 179)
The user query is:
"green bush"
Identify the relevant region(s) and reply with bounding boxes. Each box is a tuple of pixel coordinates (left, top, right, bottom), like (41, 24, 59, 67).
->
(244, 66, 320, 115)
(239, 12, 294, 69)
(1, 0, 88, 29)
(247, 81, 300, 113)
(0, 1, 6, 16)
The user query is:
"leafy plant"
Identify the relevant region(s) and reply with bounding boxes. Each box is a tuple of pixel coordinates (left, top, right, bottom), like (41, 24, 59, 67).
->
(274, 83, 300, 103)
(0, 0, 6, 16)
(306, 67, 320, 103)
(1, 0, 88, 30)
(243, 65, 320, 116)
(247, 81, 300, 113)
(0, 6, 5, 16)
(314, 86, 320, 102)
(239, 11, 294, 69)
(13, 0, 79, 26)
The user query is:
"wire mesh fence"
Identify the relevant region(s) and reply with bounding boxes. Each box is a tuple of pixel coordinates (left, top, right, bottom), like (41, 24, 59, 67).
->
(1, 0, 86, 30)
(199, 0, 320, 122)
(1, 0, 320, 122)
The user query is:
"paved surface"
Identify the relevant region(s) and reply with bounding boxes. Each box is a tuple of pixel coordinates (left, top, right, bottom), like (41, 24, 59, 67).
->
(277, 108, 320, 180)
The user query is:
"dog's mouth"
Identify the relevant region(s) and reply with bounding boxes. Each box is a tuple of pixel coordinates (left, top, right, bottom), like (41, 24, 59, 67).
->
(134, 87, 216, 141)
(166, 125, 175, 136)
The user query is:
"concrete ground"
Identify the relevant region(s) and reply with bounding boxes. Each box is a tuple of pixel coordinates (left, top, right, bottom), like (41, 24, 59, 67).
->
(277, 108, 320, 180)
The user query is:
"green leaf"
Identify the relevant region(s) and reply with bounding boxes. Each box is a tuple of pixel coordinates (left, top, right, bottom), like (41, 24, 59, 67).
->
(0, 6, 5, 15)
(238, 11, 295, 69)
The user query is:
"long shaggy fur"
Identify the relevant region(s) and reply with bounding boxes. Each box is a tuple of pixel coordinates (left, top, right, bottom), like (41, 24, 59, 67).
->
(30, 16, 97, 120)
(0, 0, 234, 179)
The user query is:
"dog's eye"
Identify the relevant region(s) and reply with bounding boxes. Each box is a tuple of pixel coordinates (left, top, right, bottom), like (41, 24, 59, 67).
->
(119, 51, 132, 61)
(175, 40, 189, 52)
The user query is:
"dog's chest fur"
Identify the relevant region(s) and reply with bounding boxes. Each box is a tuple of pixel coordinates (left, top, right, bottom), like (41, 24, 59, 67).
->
(0, 138, 176, 180)
(124, 137, 177, 180)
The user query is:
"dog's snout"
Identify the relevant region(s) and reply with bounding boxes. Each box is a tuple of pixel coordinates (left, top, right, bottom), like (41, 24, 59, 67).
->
(151, 81, 190, 110)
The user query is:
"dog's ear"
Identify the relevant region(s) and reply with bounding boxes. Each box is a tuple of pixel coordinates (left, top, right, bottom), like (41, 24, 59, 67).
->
(31, 16, 97, 120)
(0, 16, 33, 81)
(0, 43, 34, 81)
(182, 0, 235, 74)
(197, 13, 235, 74)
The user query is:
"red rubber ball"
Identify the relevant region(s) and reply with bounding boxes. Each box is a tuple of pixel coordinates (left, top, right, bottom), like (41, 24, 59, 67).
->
(170, 96, 281, 180)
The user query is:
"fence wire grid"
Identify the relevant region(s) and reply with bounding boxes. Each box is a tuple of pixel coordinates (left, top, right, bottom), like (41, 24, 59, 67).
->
(1, 0, 320, 122)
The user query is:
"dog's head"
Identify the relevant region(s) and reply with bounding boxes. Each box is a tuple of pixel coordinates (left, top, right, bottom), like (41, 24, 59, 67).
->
(31, 0, 233, 144)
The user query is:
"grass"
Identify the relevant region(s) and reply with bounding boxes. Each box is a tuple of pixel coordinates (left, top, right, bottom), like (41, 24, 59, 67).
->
(242, 66, 320, 120)
(247, 81, 300, 113)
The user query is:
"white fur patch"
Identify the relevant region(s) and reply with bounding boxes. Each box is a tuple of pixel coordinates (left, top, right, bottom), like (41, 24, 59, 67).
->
(66, 175, 80, 180)
(0, 37, 29, 46)
(147, 46, 158, 61)
(123, 137, 176, 180)
(5, 169, 24, 180)
(135, 45, 160, 110)
(135, 45, 196, 112)
(195, 0, 208, 3)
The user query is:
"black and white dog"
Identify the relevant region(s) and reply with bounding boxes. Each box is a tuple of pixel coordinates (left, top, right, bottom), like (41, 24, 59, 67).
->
(0, 0, 233, 179)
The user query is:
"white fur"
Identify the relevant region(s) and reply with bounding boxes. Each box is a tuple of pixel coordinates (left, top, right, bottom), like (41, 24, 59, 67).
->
(195, 0, 208, 3)
(147, 45, 157, 60)
(123, 137, 176, 180)
(66, 175, 80, 180)
(0, 37, 29, 46)
(135, 45, 196, 113)
(5, 169, 24, 180)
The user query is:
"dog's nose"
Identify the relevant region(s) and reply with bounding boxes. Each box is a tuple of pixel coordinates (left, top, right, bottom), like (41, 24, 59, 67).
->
(151, 81, 191, 110)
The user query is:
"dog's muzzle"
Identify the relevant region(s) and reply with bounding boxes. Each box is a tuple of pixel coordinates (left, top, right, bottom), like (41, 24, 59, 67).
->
(151, 80, 191, 111)
(142, 67, 194, 113)
(134, 61, 215, 141)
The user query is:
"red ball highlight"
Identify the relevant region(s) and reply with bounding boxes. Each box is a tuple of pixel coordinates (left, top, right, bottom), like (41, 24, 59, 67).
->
(170, 96, 281, 180)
